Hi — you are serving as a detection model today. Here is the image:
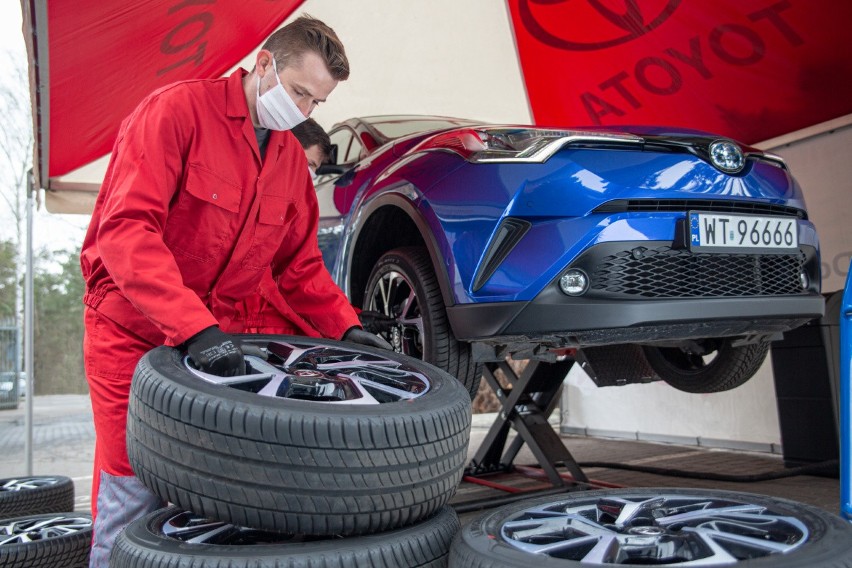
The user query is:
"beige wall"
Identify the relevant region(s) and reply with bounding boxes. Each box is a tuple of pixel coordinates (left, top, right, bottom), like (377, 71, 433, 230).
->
(286, 0, 532, 130)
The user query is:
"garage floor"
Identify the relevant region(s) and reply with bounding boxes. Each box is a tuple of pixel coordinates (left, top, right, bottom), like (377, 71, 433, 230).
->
(453, 414, 841, 526)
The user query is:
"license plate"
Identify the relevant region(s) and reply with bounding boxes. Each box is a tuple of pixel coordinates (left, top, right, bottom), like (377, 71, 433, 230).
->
(688, 212, 798, 252)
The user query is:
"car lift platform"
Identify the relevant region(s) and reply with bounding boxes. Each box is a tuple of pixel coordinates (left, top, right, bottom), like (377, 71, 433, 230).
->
(457, 356, 594, 511)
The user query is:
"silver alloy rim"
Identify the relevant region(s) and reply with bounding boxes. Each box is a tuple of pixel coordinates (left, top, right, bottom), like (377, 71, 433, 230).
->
(161, 510, 319, 545)
(0, 515, 92, 545)
(368, 269, 425, 358)
(184, 339, 430, 404)
(0, 477, 62, 492)
(500, 493, 809, 565)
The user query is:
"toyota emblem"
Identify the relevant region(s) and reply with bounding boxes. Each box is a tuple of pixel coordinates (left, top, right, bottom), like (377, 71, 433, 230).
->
(709, 139, 745, 174)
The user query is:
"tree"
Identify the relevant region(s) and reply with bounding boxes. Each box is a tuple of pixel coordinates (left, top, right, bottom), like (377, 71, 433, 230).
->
(0, 240, 17, 319)
(32, 246, 87, 394)
(0, 50, 32, 251)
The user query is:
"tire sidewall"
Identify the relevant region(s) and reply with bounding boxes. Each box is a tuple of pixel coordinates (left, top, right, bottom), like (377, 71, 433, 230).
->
(142, 334, 466, 424)
(453, 488, 852, 568)
(114, 505, 459, 567)
(0, 476, 75, 516)
(0, 512, 92, 567)
(364, 248, 437, 359)
(643, 340, 768, 393)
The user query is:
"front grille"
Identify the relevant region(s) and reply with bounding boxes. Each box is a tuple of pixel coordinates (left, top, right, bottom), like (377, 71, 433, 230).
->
(590, 246, 806, 298)
(593, 199, 806, 219)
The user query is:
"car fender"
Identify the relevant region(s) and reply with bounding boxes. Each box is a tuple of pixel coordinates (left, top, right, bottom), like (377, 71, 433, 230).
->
(338, 184, 457, 309)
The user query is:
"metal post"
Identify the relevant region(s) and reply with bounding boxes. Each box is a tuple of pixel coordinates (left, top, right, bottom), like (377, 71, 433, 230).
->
(24, 172, 35, 475)
(840, 259, 852, 522)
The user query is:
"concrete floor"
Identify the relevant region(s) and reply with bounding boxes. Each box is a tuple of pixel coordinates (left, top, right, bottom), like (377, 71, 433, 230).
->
(454, 415, 840, 526)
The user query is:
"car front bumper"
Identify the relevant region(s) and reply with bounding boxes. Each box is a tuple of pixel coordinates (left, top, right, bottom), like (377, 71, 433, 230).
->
(448, 291, 824, 348)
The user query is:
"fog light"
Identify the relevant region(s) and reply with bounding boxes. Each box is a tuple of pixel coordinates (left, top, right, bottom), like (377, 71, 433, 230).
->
(800, 270, 809, 290)
(559, 269, 589, 296)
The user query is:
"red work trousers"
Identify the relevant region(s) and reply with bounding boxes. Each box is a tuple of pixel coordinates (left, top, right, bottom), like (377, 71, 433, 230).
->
(83, 307, 164, 566)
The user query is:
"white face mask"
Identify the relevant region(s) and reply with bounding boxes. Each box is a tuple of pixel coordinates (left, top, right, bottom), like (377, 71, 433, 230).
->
(255, 56, 307, 131)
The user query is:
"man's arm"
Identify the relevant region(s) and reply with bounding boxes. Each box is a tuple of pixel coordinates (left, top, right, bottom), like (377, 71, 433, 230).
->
(95, 93, 218, 345)
(270, 177, 360, 340)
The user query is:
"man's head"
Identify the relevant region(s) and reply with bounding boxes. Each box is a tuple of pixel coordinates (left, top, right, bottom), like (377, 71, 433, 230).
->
(291, 118, 332, 177)
(262, 15, 349, 82)
(248, 15, 349, 128)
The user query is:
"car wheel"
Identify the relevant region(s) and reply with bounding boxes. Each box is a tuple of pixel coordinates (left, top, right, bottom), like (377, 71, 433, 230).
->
(127, 335, 472, 536)
(0, 476, 75, 517)
(449, 488, 852, 567)
(111, 505, 459, 567)
(642, 339, 769, 393)
(0, 512, 92, 568)
(364, 246, 481, 399)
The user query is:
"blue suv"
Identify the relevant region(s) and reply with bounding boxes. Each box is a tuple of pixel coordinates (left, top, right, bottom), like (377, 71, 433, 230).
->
(314, 115, 823, 398)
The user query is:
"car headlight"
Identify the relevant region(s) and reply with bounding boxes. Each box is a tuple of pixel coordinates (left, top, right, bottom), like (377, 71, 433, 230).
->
(415, 127, 642, 164)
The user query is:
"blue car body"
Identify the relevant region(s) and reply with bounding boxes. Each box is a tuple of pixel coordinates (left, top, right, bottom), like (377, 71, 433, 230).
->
(315, 116, 822, 388)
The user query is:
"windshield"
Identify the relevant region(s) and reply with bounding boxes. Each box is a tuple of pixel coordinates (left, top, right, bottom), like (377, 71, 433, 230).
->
(364, 116, 481, 141)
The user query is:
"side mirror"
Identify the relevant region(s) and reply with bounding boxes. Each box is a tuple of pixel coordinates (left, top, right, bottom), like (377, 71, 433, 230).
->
(316, 163, 348, 176)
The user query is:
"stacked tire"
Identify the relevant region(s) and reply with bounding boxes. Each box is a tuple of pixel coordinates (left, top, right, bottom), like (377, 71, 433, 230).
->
(115, 335, 472, 567)
(448, 489, 852, 567)
(0, 475, 93, 567)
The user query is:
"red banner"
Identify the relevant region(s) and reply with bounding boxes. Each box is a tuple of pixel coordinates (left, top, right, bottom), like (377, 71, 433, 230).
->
(508, 0, 852, 143)
(44, 0, 303, 178)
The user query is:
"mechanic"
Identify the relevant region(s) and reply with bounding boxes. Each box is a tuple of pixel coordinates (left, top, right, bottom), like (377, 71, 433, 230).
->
(293, 117, 331, 180)
(80, 15, 387, 565)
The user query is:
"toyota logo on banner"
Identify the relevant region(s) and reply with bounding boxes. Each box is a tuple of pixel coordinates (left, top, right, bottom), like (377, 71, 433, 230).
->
(518, 0, 681, 51)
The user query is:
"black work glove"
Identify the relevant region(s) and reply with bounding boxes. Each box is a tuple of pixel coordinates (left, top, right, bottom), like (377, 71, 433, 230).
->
(185, 326, 246, 376)
(357, 310, 397, 334)
(342, 326, 393, 350)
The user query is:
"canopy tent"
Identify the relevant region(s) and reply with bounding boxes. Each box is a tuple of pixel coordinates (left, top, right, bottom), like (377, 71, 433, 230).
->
(509, 0, 852, 144)
(22, 0, 852, 212)
(22, 0, 304, 212)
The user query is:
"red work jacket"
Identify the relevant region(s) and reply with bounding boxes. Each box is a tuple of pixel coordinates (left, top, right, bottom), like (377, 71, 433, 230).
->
(80, 69, 360, 346)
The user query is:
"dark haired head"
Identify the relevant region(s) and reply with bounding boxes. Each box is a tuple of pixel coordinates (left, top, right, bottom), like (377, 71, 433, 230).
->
(291, 118, 332, 163)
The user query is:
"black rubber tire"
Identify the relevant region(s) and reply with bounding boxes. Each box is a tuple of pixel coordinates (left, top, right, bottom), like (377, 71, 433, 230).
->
(0, 512, 92, 568)
(111, 504, 459, 567)
(0, 475, 75, 516)
(642, 339, 769, 393)
(127, 336, 471, 536)
(449, 488, 852, 567)
(365, 247, 481, 399)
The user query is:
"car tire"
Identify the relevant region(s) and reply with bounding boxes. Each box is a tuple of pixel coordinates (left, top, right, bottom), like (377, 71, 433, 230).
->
(449, 488, 852, 567)
(127, 336, 472, 536)
(0, 476, 75, 517)
(364, 246, 481, 399)
(0, 512, 92, 568)
(111, 504, 459, 568)
(642, 339, 769, 393)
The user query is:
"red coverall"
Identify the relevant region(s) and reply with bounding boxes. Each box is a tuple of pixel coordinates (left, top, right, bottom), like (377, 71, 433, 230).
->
(80, 68, 360, 565)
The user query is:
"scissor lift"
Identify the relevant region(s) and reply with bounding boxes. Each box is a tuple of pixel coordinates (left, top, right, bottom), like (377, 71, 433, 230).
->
(464, 357, 589, 488)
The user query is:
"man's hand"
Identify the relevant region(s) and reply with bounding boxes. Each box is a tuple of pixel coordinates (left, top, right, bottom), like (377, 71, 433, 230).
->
(186, 326, 246, 376)
(342, 326, 393, 350)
